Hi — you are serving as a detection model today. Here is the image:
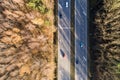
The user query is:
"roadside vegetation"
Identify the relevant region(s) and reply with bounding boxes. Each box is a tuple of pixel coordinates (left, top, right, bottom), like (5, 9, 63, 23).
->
(0, 0, 56, 80)
(89, 0, 120, 80)
(27, 0, 48, 14)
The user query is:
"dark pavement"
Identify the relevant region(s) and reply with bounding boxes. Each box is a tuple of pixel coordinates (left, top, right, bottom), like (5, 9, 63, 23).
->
(58, 0, 88, 80)
(75, 0, 88, 80)
(58, 0, 71, 80)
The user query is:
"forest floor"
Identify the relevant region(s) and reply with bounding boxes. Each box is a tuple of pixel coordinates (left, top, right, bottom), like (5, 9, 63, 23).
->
(89, 0, 120, 80)
(0, 0, 56, 80)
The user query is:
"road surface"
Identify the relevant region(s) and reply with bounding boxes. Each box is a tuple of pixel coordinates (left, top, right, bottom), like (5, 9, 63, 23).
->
(58, 0, 88, 80)
(75, 0, 88, 80)
(58, 0, 71, 80)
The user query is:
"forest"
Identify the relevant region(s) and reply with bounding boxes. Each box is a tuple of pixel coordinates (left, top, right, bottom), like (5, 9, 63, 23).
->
(89, 0, 120, 80)
(0, 0, 120, 80)
(0, 0, 56, 80)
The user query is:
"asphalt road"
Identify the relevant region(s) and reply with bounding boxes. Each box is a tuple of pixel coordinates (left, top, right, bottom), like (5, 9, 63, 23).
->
(58, 0, 88, 80)
(75, 0, 88, 80)
(58, 0, 71, 80)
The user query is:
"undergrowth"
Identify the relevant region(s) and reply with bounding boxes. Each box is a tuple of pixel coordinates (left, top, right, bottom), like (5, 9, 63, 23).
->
(26, 0, 48, 14)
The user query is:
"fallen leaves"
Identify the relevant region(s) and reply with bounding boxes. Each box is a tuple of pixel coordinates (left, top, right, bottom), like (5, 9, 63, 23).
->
(12, 28, 20, 33)
(25, 23, 36, 31)
(10, 70, 19, 77)
(0, 0, 55, 80)
(31, 18, 44, 25)
(13, 11, 24, 16)
(19, 64, 31, 76)
(3, 10, 19, 18)
(4, 30, 13, 36)
(1, 30, 22, 44)
(1, 37, 12, 44)
(12, 0, 24, 4)
(28, 42, 40, 49)
(11, 34, 22, 44)
(6, 64, 17, 72)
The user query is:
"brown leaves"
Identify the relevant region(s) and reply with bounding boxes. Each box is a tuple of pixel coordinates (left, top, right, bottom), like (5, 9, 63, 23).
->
(31, 18, 44, 25)
(26, 13, 36, 20)
(6, 64, 17, 72)
(12, 28, 20, 33)
(3, 10, 19, 18)
(19, 64, 31, 76)
(1, 37, 12, 44)
(10, 70, 19, 77)
(1, 30, 22, 45)
(4, 30, 13, 36)
(13, 11, 24, 16)
(25, 23, 36, 31)
(0, 0, 55, 80)
(11, 34, 22, 44)
(12, 0, 24, 6)
(28, 42, 40, 49)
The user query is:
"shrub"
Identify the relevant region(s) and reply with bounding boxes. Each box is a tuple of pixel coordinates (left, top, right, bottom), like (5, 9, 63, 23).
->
(44, 19, 51, 26)
(27, 0, 48, 14)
